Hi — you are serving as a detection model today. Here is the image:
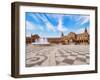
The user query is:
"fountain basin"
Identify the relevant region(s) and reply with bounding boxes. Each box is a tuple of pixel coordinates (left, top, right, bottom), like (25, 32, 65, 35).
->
(32, 37, 50, 46)
(32, 42, 50, 46)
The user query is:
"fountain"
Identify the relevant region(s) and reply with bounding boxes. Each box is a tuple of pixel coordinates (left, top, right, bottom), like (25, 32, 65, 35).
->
(32, 37, 50, 46)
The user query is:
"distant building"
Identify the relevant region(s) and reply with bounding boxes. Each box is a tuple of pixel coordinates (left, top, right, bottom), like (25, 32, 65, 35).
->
(26, 34, 40, 44)
(47, 38, 61, 44)
(26, 28, 89, 45)
(31, 34, 40, 42)
(26, 37, 32, 44)
(61, 28, 89, 45)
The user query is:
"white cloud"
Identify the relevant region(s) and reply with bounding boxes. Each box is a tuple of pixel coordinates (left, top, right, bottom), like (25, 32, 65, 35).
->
(36, 13, 47, 22)
(35, 14, 68, 32)
(26, 20, 45, 31)
(75, 28, 89, 34)
(30, 14, 41, 23)
(75, 28, 85, 34)
(74, 16, 82, 22)
(75, 16, 90, 25)
(26, 21, 36, 30)
(34, 14, 56, 32)
(26, 32, 31, 37)
(46, 22, 55, 32)
(39, 26, 44, 31)
(57, 18, 68, 32)
(81, 16, 89, 25)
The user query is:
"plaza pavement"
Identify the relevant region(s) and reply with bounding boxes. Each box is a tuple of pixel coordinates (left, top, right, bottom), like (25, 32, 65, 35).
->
(25, 44, 89, 67)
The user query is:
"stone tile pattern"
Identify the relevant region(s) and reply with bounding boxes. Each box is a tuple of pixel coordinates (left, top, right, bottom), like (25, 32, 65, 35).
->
(26, 44, 89, 67)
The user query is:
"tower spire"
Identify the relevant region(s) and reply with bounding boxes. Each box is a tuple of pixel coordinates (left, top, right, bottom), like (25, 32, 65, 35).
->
(85, 28, 87, 33)
(61, 32, 64, 37)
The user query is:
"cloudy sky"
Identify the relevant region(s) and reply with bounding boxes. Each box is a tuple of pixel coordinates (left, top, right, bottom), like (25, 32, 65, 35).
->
(26, 12, 90, 37)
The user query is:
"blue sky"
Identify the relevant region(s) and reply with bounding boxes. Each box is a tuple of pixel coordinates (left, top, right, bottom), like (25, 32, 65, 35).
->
(26, 12, 90, 37)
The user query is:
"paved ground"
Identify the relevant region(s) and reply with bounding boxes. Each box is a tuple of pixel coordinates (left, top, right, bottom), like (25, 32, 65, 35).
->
(25, 44, 89, 67)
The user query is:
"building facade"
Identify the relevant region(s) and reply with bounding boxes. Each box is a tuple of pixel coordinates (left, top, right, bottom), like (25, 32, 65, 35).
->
(61, 28, 89, 45)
